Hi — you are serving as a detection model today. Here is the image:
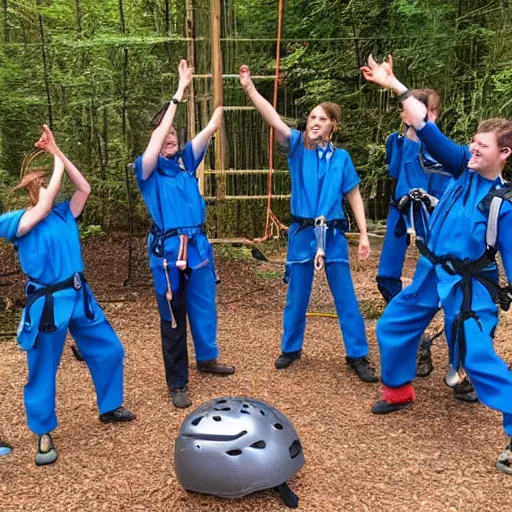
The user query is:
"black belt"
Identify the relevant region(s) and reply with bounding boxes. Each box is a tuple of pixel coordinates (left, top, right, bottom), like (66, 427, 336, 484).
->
(25, 272, 94, 333)
(415, 239, 511, 370)
(290, 216, 348, 232)
(150, 223, 205, 257)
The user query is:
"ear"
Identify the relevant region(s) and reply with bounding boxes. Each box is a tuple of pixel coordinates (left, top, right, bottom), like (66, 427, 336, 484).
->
(500, 146, 512, 161)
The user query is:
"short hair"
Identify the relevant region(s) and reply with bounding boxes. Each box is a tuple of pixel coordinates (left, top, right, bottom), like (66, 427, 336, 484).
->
(477, 118, 512, 149)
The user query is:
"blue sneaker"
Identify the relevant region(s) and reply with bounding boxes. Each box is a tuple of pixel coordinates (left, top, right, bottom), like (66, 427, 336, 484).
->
(0, 440, 12, 456)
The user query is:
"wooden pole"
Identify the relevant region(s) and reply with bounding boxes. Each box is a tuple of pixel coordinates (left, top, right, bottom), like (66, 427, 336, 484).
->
(186, 0, 203, 192)
(211, 0, 226, 198)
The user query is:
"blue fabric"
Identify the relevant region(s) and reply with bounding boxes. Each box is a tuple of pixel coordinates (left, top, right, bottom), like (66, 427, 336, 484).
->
(280, 130, 369, 356)
(378, 123, 512, 435)
(386, 131, 453, 200)
(136, 142, 219, 362)
(286, 128, 360, 264)
(0, 202, 126, 435)
(281, 261, 368, 356)
(15, 201, 84, 284)
(24, 290, 125, 434)
(134, 142, 210, 270)
(377, 132, 453, 301)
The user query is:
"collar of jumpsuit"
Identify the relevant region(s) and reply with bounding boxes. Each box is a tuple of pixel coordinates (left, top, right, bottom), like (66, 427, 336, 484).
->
(316, 141, 334, 161)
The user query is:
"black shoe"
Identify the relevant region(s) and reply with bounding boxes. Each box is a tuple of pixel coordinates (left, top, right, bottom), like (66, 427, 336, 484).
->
(197, 359, 235, 375)
(346, 356, 379, 383)
(275, 351, 302, 370)
(71, 344, 85, 362)
(497, 437, 512, 475)
(171, 386, 192, 408)
(100, 406, 136, 423)
(35, 433, 58, 466)
(416, 335, 434, 377)
(371, 400, 413, 415)
(453, 377, 479, 403)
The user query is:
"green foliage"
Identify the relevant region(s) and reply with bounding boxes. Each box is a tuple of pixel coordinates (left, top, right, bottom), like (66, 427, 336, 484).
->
(79, 224, 105, 239)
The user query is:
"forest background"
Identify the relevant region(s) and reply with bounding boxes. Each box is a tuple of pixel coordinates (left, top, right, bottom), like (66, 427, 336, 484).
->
(1, 0, 512, 240)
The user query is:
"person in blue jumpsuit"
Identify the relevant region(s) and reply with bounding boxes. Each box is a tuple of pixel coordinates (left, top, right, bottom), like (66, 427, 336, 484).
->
(362, 55, 512, 474)
(239, 65, 378, 382)
(135, 60, 234, 409)
(0, 125, 135, 466)
(374, 87, 477, 401)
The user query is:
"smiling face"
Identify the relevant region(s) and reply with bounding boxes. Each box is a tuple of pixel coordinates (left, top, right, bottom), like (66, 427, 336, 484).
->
(306, 106, 335, 145)
(160, 127, 179, 158)
(468, 131, 511, 178)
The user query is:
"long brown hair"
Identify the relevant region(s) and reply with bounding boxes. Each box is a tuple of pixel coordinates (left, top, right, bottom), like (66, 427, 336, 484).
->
(303, 102, 341, 150)
(12, 170, 46, 207)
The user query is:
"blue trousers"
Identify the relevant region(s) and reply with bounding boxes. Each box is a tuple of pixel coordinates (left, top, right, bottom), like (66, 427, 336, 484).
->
(154, 264, 219, 388)
(281, 261, 369, 358)
(377, 207, 409, 303)
(377, 258, 512, 436)
(24, 288, 125, 435)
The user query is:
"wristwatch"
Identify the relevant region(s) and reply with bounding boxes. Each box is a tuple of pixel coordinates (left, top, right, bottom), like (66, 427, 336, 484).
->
(171, 97, 180, 105)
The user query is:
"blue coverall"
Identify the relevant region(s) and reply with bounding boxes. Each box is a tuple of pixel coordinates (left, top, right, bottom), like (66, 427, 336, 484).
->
(377, 122, 512, 435)
(281, 129, 369, 358)
(377, 132, 452, 302)
(0, 201, 125, 435)
(134, 142, 218, 389)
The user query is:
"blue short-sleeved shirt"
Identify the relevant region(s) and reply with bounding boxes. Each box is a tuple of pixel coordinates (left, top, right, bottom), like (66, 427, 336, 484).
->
(134, 141, 211, 270)
(386, 132, 452, 200)
(3, 201, 84, 284)
(286, 129, 360, 264)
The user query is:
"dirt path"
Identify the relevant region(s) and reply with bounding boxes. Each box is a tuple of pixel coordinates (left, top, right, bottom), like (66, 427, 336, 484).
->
(1, 236, 512, 511)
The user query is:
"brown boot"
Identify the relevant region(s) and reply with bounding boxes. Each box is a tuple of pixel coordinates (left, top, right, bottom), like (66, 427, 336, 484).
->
(197, 359, 235, 375)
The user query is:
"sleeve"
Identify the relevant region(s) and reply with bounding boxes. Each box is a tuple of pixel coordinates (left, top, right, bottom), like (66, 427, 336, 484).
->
(182, 141, 207, 176)
(340, 151, 361, 196)
(497, 201, 512, 284)
(0, 209, 26, 242)
(416, 122, 471, 178)
(385, 132, 403, 180)
(133, 154, 155, 188)
(286, 129, 303, 159)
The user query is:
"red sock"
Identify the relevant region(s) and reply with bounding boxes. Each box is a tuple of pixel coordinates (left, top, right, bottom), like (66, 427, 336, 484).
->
(382, 384, 415, 404)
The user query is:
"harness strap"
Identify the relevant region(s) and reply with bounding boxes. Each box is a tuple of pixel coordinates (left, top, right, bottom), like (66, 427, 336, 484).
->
(150, 222, 205, 257)
(25, 273, 93, 333)
(290, 215, 348, 232)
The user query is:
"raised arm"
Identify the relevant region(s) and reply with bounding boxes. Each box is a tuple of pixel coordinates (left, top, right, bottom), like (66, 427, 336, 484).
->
(345, 186, 370, 261)
(16, 153, 65, 238)
(141, 60, 193, 180)
(191, 107, 223, 159)
(36, 124, 91, 218)
(361, 54, 469, 176)
(239, 65, 290, 145)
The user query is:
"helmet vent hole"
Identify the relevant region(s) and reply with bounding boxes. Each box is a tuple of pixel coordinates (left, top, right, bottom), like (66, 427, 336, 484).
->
(242, 404, 249, 408)
(250, 440, 266, 449)
(289, 440, 302, 459)
(216, 399, 228, 404)
(213, 407, 220, 411)
(226, 449, 242, 456)
(195, 444, 200, 450)
(240, 409, 250, 414)
(220, 407, 231, 411)
(191, 416, 204, 426)
(274, 423, 283, 430)
(259, 410, 266, 416)
(213, 416, 222, 422)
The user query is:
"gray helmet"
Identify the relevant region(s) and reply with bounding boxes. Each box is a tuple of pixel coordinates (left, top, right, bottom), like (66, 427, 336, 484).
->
(174, 397, 305, 499)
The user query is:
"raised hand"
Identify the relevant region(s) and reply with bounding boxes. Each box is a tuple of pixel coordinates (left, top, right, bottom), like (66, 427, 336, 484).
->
(178, 59, 194, 91)
(239, 65, 254, 91)
(34, 124, 59, 155)
(360, 54, 395, 89)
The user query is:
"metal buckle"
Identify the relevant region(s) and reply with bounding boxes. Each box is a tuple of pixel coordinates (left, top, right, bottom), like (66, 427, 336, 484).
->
(73, 273, 82, 291)
(314, 215, 326, 227)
